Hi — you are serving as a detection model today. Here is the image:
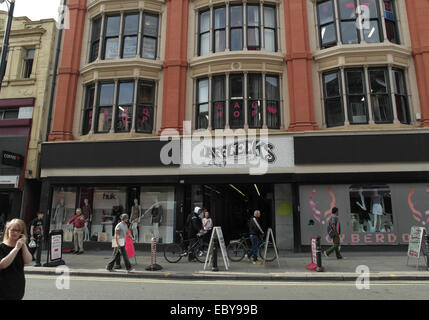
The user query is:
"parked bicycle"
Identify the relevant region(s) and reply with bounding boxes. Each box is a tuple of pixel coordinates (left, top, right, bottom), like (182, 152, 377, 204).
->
(164, 231, 209, 263)
(227, 233, 276, 262)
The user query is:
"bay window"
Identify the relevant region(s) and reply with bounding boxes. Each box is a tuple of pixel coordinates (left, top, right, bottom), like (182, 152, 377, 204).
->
(89, 11, 159, 62)
(317, 0, 401, 49)
(197, 2, 278, 55)
(322, 67, 410, 127)
(195, 73, 281, 130)
(83, 80, 156, 135)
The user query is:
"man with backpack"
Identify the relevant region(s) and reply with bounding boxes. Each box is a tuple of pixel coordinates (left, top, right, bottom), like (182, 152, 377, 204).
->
(324, 207, 343, 259)
(187, 206, 203, 262)
(246, 210, 264, 265)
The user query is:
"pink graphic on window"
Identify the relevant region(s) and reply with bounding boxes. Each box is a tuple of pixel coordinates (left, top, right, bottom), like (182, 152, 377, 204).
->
(88, 110, 93, 126)
(251, 101, 258, 117)
(384, 1, 391, 11)
(407, 187, 429, 226)
(122, 108, 129, 126)
(103, 109, 110, 124)
(267, 106, 277, 114)
(309, 187, 336, 225)
(233, 102, 241, 118)
(216, 103, 223, 119)
(141, 107, 150, 123)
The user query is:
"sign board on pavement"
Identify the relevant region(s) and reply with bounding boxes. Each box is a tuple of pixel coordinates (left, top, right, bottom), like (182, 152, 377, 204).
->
(204, 227, 230, 271)
(407, 226, 428, 270)
(262, 228, 280, 267)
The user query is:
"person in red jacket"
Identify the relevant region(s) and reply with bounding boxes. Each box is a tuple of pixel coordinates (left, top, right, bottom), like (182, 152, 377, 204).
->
(67, 208, 86, 255)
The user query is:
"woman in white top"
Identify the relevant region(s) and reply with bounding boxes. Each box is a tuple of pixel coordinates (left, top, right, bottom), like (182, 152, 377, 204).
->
(202, 210, 213, 242)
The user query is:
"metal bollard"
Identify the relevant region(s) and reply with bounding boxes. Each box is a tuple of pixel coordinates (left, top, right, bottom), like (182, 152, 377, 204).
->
(316, 236, 323, 272)
(145, 236, 162, 271)
(212, 238, 219, 272)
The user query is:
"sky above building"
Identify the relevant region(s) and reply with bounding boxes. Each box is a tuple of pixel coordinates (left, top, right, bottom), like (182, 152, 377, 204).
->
(0, 0, 61, 21)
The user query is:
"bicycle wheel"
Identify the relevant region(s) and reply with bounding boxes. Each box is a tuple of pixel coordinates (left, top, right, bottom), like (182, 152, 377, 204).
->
(259, 241, 276, 262)
(227, 242, 246, 262)
(164, 243, 183, 263)
(194, 241, 210, 263)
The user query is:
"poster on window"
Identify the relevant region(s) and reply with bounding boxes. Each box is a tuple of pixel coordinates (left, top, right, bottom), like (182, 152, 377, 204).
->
(300, 183, 429, 246)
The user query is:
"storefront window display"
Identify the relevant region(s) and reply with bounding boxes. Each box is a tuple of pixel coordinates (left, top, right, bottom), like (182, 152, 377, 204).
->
(91, 188, 127, 242)
(137, 186, 175, 243)
(349, 185, 394, 233)
(50, 187, 77, 232)
(300, 183, 427, 246)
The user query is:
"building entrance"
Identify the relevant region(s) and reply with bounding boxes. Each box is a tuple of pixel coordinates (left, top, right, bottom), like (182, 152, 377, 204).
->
(186, 184, 274, 244)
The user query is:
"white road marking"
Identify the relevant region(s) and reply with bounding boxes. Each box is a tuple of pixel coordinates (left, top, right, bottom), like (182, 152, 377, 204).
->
(26, 275, 429, 287)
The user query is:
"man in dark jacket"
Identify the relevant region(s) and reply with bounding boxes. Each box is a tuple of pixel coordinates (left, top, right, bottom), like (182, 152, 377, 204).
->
(188, 206, 203, 262)
(246, 210, 265, 264)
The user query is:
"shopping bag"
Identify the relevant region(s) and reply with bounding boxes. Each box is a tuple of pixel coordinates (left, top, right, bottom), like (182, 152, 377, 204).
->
(97, 232, 107, 242)
(64, 231, 73, 242)
(111, 237, 125, 248)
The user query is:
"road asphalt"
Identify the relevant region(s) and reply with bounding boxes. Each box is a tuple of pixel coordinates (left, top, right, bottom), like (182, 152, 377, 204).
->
(24, 249, 429, 281)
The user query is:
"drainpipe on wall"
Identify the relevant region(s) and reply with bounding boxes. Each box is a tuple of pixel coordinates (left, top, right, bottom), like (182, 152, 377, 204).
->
(0, 0, 15, 93)
(45, 0, 67, 142)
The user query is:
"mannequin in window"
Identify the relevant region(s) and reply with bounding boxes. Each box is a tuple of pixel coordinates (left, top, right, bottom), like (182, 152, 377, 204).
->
(111, 205, 122, 235)
(82, 198, 92, 241)
(130, 198, 142, 242)
(151, 202, 163, 240)
(355, 190, 370, 232)
(53, 198, 66, 230)
(370, 191, 383, 232)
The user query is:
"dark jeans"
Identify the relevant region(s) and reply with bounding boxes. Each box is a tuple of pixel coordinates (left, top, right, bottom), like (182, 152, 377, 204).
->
(247, 234, 262, 261)
(30, 234, 42, 262)
(326, 234, 342, 258)
(107, 246, 131, 270)
(188, 237, 197, 261)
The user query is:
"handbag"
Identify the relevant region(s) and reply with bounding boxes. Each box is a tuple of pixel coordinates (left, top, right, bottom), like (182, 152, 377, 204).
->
(29, 240, 37, 248)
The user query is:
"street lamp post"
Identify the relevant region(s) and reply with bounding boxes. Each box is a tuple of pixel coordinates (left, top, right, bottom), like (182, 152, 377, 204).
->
(0, 0, 15, 91)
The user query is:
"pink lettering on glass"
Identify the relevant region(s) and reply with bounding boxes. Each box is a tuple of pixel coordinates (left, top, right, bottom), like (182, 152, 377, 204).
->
(216, 103, 223, 119)
(142, 108, 150, 123)
(122, 108, 128, 125)
(267, 106, 277, 114)
(375, 233, 384, 243)
(103, 109, 110, 123)
(351, 233, 360, 243)
(364, 234, 372, 243)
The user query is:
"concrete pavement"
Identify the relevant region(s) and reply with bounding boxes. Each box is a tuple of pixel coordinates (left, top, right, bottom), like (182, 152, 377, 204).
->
(24, 249, 429, 281)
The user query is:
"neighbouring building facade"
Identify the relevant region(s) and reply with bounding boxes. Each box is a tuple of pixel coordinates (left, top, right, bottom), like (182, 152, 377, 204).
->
(0, 12, 57, 224)
(40, 0, 429, 250)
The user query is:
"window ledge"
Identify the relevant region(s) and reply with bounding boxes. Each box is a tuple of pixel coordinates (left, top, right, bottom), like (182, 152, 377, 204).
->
(189, 51, 284, 76)
(314, 43, 412, 64)
(81, 58, 163, 80)
(190, 51, 284, 66)
(77, 131, 159, 142)
(3, 78, 36, 86)
(316, 123, 422, 135)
